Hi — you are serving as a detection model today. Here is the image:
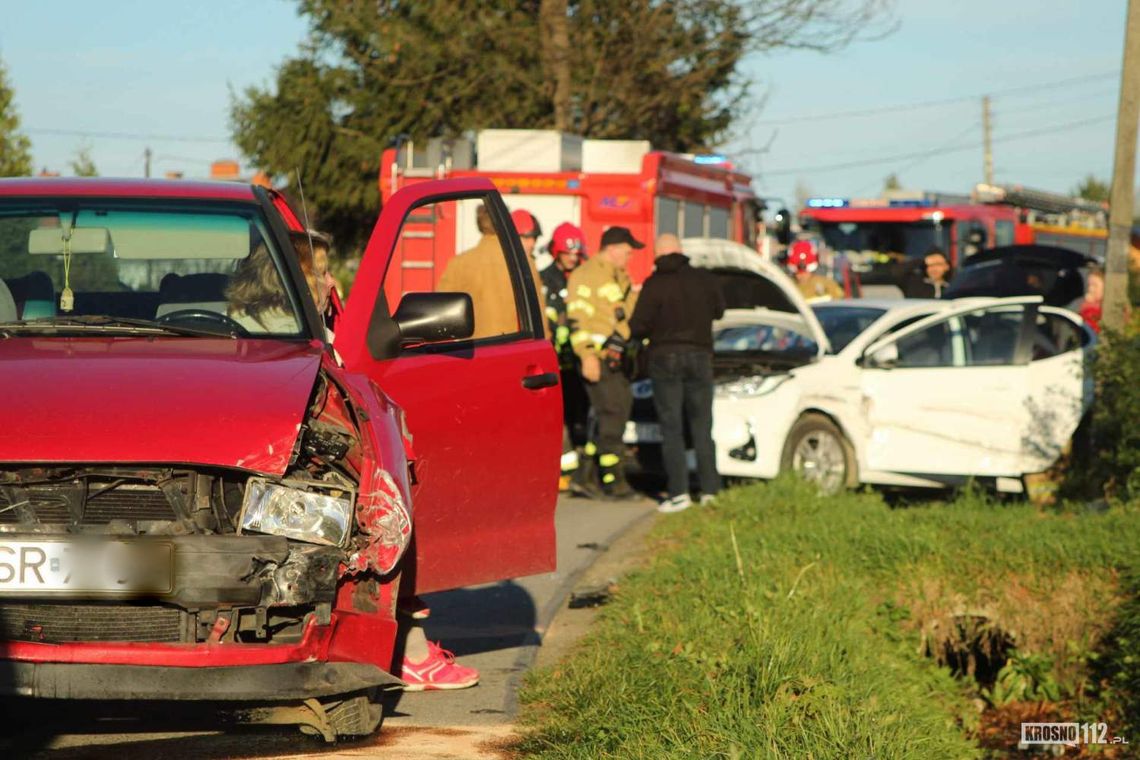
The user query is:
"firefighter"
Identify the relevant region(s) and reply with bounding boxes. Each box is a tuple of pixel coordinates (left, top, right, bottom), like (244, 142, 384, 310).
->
(788, 240, 843, 303)
(541, 222, 587, 489)
(566, 226, 644, 499)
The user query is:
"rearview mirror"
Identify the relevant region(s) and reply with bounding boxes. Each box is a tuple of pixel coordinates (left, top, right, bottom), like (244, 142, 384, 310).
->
(29, 227, 110, 255)
(864, 343, 899, 369)
(394, 292, 474, 346)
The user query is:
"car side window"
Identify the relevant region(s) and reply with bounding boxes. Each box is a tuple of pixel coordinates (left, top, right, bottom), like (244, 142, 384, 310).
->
(387, 197, 535, 344)
(1031, 312, 1084, 361)
(894, 320, 956, 368)
(962, 306, 1024, 366)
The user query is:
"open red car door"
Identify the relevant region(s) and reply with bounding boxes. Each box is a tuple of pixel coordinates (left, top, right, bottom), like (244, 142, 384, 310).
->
(336, 178, 561, 594)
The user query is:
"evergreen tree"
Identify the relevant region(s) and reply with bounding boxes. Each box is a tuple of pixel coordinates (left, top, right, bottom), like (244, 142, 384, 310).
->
(0, 57, 32, 177)
(232, 0, 892, 250)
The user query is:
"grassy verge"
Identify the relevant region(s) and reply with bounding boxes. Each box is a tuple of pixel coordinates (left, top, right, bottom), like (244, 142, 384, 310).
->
(515, 478, 1140, 759)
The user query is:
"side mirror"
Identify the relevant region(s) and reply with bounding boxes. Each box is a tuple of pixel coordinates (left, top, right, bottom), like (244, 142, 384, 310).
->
(394, 292, 474, 346)
(774, 208, 792, 246)
(864, 343, 898, 369)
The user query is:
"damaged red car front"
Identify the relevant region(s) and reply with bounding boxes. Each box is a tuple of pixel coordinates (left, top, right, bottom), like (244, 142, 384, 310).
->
(0, 177, 560, 740)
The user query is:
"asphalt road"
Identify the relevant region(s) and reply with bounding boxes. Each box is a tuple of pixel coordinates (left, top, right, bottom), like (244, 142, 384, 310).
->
(0, 492, 658, 759)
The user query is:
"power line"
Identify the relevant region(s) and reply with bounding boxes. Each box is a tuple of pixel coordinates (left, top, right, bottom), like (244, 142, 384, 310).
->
(748, 71, 1117, 126)
(23, 127, 230, 144)
(852, 122, 981, 195)
(762, 113, 1114, 177)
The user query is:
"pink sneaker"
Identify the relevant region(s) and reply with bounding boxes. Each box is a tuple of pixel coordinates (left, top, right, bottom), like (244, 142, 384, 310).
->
(401, 641, 480, 691)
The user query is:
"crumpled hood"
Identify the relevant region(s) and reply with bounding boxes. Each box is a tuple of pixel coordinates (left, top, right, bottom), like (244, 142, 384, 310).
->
(0, 337, 324, 475)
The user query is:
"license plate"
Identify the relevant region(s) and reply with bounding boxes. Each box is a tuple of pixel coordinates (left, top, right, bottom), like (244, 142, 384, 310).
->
(623, 421, 663, 444)
(0, 540, 173, 595)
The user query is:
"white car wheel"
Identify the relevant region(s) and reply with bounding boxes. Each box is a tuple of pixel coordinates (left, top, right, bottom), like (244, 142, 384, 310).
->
(781, 414, 856, 494)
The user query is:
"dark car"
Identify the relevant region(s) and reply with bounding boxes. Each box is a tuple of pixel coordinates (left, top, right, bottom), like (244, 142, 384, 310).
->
(944, 244, 1096, 308)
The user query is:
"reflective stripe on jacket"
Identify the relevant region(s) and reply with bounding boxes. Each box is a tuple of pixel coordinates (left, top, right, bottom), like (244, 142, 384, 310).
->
(565, 256, 637, 360)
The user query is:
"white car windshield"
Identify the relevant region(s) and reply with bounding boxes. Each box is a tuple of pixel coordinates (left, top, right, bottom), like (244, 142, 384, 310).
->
(0, 201, 305, 337)
(811, 305, 887, 353)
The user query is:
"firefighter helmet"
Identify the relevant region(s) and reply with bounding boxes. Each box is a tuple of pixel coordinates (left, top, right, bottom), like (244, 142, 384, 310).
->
(787, 240, 819, 273)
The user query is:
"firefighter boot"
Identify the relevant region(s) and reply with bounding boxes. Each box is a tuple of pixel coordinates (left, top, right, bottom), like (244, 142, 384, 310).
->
(568, 455, 606, 500)
(599, 454, 637, 500)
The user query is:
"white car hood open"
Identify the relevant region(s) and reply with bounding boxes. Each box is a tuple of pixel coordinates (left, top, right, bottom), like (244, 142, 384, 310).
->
(681, 237, 831, 357)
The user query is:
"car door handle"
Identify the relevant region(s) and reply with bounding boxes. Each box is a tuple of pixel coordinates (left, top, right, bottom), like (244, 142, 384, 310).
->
(522, 372, 559, 390)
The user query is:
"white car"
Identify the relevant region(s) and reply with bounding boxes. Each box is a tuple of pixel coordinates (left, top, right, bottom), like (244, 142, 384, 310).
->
(712, 290, 1094, 493)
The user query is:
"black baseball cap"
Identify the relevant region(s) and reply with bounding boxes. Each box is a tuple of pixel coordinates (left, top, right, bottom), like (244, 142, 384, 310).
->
(599, 226, 645, 249)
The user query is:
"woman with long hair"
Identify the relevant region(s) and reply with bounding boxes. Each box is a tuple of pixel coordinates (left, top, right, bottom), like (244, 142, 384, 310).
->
(226, 241, 303, 333)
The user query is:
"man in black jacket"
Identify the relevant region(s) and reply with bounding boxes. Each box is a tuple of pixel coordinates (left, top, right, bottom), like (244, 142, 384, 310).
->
(629, 234, 726, 512)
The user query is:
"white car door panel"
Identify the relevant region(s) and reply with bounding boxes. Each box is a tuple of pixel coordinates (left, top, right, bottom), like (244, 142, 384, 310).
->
(859, 301, 1036, 478)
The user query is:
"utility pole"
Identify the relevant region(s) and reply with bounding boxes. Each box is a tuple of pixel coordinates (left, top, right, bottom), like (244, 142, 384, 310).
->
(982, 95, 994, 186)
(144, 147, 152, 179)
(1103, 0, 1140, 332)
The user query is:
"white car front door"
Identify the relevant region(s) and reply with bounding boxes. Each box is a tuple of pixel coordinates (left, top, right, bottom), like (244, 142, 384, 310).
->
(858, 302, 1035, 479)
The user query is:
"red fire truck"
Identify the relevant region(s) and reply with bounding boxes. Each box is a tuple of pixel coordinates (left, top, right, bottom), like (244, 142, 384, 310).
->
(378, 130, 761, 303)
(799, 184, 1108, 291)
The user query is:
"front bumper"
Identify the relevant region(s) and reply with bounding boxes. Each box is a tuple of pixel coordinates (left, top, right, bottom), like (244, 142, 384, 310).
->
(0, 659, 402, 700)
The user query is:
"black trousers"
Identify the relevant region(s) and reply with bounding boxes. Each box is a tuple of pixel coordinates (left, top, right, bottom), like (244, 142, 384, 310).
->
(584, 364, 633, 476)
(649, 350, 720, 499)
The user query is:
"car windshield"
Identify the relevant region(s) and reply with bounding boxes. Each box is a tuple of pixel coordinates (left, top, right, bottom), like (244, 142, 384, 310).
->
(0, 200, 305, 337)
(714, 320, 818, 357)
(811, 305, 887, 353)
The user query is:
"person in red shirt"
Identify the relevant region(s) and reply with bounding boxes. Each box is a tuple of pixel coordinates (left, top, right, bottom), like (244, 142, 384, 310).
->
(1079, 266, 1104, 333)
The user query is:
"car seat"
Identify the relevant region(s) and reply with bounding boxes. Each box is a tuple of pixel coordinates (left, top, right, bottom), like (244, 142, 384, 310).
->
(0, 278, 16, 322)
(4, 271, 55, 319)
(969, 317, 1019, 365)
(155, 272, 230, 318)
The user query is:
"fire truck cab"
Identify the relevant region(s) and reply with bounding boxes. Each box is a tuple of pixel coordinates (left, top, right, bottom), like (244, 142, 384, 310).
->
(379, 130, 761, 303)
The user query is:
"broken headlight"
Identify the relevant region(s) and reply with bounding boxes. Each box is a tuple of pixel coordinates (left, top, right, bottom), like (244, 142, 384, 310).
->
(240, 478, 353, 547)
(715, 374, 787, 399)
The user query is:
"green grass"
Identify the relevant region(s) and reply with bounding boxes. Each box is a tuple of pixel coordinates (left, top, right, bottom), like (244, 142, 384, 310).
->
(514, 478, 1140, 759)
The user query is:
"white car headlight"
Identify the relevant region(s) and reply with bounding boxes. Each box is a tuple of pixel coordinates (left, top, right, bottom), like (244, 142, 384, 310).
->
(715, 374, 787, 399)
(240, 478, 353, 547)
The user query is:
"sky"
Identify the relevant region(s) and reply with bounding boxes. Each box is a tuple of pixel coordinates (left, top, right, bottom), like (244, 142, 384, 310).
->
(0, 0, 1131, 214)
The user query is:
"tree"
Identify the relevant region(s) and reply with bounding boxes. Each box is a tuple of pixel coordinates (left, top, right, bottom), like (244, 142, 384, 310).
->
(883, 173, 901, 192)
(1073, 174, 1110, 203)
(232, 0, 893, 250)
(0, 57, 32, 177)
(70, 145, 98, 177)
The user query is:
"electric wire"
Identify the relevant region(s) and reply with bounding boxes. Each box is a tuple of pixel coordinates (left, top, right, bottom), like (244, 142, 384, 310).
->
(761, 113, 1115, 177)
(748, 70, 1117, 126)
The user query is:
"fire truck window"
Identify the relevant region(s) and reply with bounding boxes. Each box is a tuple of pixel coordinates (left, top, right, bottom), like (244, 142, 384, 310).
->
(995, 220, 1015, 247)
(683, 202, 706, 237)
(708, 206, 730, 239)
(656, 197, 680, 237)
(392, 198, 527, 342)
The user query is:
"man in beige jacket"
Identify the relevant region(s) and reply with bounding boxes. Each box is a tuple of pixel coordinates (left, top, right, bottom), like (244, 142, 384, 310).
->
(438, 203, 546, 340)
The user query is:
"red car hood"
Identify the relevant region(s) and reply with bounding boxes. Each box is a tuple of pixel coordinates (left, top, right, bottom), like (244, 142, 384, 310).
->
(0, 338, 324, 475)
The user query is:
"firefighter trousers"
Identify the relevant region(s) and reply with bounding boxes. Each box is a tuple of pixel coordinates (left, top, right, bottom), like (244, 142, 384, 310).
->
(584, 364, 633, 482)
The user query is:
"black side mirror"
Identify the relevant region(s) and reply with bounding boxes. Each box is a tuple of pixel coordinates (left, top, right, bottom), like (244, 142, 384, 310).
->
(774, 208, 792, 245)
(394, 292, 474, 345)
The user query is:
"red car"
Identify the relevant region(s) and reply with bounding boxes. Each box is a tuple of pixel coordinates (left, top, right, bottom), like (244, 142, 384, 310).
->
(0, 177, 560, 739)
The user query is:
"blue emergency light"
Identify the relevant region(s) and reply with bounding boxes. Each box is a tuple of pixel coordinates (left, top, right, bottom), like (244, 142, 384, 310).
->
(806, 197, 848, 208)
(693, 154, 729, 165)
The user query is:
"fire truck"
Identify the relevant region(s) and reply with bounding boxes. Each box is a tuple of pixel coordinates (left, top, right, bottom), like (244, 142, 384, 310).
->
(378, 129, 761, 302)
(799, 184, 1108, 291)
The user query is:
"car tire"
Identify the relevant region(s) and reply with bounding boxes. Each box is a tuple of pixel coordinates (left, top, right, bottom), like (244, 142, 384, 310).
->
(780, 413, 857, 494)
(324, 688, 384, 739)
